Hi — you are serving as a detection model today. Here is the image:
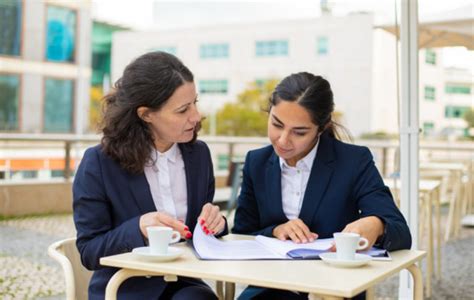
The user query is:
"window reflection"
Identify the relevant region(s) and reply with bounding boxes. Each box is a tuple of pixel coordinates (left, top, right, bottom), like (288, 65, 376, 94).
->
(44, 78, 74, 132)
(0, 74, 19, 131)
(0, 0, 22, 56)
(46, 6, 76, 62)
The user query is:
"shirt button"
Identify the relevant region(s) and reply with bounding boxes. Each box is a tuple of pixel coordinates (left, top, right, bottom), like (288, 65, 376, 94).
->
(297, 170, 300, 174)
(296, 192, 300, 196)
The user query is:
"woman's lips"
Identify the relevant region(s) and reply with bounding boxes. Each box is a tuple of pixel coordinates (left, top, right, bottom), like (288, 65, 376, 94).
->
(276, 145, 292, 153)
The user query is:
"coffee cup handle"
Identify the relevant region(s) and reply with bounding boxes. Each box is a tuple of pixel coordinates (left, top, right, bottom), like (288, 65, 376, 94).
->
(356, 237, 369, 250)
(170, 231, 181, 244)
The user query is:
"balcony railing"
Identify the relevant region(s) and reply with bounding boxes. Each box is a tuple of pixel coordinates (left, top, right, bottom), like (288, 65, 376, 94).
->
(0, 133, 473, 181)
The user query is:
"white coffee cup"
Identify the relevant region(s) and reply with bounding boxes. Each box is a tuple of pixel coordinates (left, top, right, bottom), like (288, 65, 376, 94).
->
(333, 232, 369, 261)
(146, 226, 180, 255)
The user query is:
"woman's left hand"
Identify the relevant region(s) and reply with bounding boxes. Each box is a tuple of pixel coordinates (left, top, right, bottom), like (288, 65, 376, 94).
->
(198, 203, 226, 235)
(330, 216, 385, 251)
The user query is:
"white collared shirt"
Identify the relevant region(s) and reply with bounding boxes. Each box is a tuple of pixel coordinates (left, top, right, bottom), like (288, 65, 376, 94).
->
(144, 143, 188, 222)
(279, 140, 320, 220)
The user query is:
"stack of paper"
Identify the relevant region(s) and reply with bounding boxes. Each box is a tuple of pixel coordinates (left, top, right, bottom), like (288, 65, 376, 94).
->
(193, 225, 331, 260)
(192, 225, 390, 260)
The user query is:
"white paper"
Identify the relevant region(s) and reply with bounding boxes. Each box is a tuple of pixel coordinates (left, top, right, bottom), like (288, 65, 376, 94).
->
(192, 224, 281, 259)
(255, 235, 334, 257)
(192, 225, 389, 260)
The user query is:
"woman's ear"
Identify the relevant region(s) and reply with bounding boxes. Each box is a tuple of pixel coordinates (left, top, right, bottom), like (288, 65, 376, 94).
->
(137, 106, 151, 123)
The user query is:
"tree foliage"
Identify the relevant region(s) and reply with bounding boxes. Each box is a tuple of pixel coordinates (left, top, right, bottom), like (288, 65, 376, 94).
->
(463, 108, 474, 128)
(89, 85, 103, 132)
(202, 79, 279, 136)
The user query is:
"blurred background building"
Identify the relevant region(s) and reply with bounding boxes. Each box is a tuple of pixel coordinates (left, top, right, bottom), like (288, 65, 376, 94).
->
(0, 0, 92, 134)
(112, 6, 473, 139)
(0, 0, 472, 180)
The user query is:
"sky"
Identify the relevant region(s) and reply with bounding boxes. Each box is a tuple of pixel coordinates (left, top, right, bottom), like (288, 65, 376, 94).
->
(92, 0, 474, 29)
(92, 0, 474, 70)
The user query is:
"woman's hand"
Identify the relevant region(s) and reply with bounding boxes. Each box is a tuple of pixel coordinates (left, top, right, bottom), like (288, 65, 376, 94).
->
(139, 212, 192, 239)
(198, 203, 226, 235)
(272, 218, 318, 243)
(330, 216, 384, 251)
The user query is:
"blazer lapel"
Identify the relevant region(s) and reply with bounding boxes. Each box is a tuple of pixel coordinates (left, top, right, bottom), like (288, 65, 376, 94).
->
(265, 152, 285, 220)
(128, 172, 156, 213)
(299, 133, 335, 225)
(179, 143, 198, 226)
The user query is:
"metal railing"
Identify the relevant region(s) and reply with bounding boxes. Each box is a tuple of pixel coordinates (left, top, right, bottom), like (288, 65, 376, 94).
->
(0, 133, 473, 181)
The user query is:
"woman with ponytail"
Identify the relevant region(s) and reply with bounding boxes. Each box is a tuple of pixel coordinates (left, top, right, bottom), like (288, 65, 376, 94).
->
(73, 52, 224, 300)
(233, 72, 411, 300)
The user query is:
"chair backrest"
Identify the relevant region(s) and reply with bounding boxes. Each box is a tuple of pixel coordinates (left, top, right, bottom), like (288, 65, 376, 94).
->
(226, 160, 245, 216)
(48, 238, 92, 300)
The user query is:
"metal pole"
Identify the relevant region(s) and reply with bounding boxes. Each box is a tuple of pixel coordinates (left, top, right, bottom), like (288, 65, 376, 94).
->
(64, 141, 71, 180)
(399, 0, 420, 298)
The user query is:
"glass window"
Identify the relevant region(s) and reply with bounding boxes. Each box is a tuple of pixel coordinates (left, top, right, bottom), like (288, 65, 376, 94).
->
(150, 46, 177, 56)
(422, 122, 434, 136)
(0, 74, 19, 131)
(51, 170, 65, 178)
(200, 43, 229, 59)
(445, 106, 469, 119)
(217, 154, 229, 171)
(255, 79, 269, 88)
(0, 0, 22, 56)
(445, 84, 471, 95)
(46, 6, 76, 62)
(425, 49, 436, 65)
(317, 36, 328, 55)
(44, 78, 74, 132)
(199, 80, 228, 94)
(424, 86, 435, 101)
(11, 170, 38, 179)
(256, 40, 288, 57)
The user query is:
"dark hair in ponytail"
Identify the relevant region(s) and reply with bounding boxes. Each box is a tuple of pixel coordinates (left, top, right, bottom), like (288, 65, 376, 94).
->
(269, 72, 351, 141)
(100, 51, 196, 174)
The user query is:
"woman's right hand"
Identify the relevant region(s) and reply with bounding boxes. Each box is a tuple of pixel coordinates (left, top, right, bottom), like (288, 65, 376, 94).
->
(139, 212, 192, 239)
(272, 218, 318, 243)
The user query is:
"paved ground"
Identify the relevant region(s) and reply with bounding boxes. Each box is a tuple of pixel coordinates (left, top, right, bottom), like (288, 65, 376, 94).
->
(0, 210, 473, 299)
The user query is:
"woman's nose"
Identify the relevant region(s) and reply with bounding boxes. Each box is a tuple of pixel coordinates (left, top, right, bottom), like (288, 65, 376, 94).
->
(278, 131, 290, 146)
(190, 106, 201, 123)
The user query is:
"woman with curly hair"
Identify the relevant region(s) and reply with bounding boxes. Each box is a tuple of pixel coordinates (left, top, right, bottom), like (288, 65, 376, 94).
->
(73, 51, 225, 300)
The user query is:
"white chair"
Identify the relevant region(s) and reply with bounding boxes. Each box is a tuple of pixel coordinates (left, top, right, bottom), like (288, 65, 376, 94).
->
(48, 238, 92, 300)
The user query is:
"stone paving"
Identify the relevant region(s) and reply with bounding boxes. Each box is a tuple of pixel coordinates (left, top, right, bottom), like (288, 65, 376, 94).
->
(0, 213, 473, 299)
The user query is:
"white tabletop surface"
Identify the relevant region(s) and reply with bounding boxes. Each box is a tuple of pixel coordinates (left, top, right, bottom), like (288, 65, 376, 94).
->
(100, 235, 425, 298)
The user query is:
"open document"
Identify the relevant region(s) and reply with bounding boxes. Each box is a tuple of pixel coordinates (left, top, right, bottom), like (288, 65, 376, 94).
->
(192, 225, 391, 260)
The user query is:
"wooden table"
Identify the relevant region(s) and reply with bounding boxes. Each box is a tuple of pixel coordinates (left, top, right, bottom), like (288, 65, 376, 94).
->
(420, 162, 468, 240)
(100, 235, 425, 300)
(384, 178, 441, 297)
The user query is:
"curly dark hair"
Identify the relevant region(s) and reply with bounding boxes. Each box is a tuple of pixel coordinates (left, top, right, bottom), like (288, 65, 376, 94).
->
(100, 51, 196, 174)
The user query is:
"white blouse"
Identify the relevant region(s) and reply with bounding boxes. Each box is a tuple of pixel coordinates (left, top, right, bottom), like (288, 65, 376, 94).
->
(279, 140, 319, 220)
(144, 143, 188, 222)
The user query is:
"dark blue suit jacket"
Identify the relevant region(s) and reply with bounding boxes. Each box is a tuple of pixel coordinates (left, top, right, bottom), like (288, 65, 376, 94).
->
(233, 133, 411, 251)
(73, 140, 220, 300)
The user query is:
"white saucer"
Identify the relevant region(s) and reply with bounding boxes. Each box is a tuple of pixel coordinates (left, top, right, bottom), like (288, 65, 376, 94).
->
(132, 246, 183, 262)
(319, 252, 372, 268)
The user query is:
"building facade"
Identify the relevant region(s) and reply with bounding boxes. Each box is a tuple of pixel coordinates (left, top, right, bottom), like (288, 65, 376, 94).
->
(0, 0, 91, 134)
(112, 14, 472, 138)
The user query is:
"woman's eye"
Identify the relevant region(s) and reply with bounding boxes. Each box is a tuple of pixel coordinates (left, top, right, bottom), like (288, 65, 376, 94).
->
(294, 132, 307, 136)
(178, 107, 188, 114)
(272, 123, 283, 128)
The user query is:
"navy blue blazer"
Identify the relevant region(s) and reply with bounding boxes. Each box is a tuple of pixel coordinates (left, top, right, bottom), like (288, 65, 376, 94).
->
(232, 133, 411, 251)
(73, 140, 221, 300)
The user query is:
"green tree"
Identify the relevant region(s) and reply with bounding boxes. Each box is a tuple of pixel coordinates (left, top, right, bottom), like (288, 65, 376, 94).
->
(464, 108, 474, 128)
(464, 108, 474, 138)
(202, 79, 279, 136)
(89, 85, 103, 132)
